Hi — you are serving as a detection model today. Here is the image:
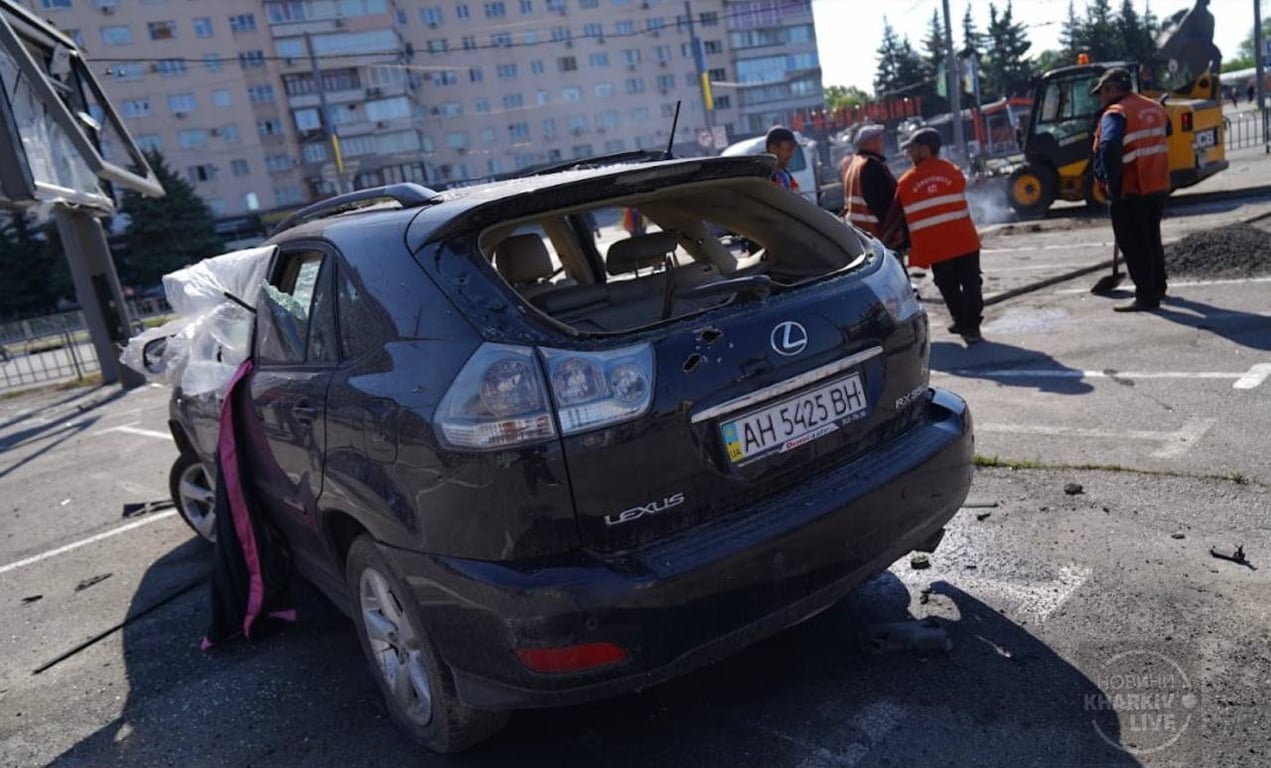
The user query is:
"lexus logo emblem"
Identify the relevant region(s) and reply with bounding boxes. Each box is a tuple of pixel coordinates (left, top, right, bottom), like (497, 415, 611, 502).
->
(771, 321, 808, 357)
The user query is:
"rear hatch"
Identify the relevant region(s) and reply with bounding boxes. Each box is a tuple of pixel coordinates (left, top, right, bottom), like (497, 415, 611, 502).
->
(415, 158, 929, 553)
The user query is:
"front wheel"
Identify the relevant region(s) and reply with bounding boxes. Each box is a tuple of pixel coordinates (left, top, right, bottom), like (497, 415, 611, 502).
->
(1007, 165, 1057, 217)
(169, 453, 216, 543)
(345, 535, 509, 753)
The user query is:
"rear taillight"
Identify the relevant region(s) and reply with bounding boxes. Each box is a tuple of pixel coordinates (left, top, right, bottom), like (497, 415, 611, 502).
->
(872, 245, 924, 322)
(436, 342, 656, 450)
(436, 344, 556, 450)
(541, 344, 654, 435)
(515, 642, 629, 674)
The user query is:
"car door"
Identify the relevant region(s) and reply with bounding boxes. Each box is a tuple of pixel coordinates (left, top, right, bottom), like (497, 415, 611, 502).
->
(247, 244, 340, 575)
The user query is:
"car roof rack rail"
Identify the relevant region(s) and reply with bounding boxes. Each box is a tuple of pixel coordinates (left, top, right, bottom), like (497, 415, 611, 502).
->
(270, 183, 440, 237)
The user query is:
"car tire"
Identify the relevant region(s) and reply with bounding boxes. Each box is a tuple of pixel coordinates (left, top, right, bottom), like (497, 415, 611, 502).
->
(345, 535, 510, 753)
(169, 452, 217, 543)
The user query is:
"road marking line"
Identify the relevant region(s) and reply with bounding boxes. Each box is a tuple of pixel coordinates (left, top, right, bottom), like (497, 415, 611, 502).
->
(94, 423, 171, 441)
(0, 510, 178, 577)
(897, 562, 1092, 624)
(976, 418, 1215, 459)
(1234, 363, 1271, 390)
(1054, 275, 1271, 294)
(937, 369, 1246, 381)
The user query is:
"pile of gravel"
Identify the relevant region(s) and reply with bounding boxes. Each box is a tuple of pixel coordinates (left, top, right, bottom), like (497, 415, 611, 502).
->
(1164, 223, 1271, 279)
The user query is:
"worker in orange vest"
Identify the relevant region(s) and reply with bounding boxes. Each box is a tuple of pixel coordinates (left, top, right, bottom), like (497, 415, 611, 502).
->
(882, 128, 984, 344)
(1091, 68, 1172, 311)
(841, 124, 896, 241)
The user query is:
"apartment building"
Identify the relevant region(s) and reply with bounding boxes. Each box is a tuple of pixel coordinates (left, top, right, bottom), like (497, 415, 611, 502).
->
(24, 0, 821, 216)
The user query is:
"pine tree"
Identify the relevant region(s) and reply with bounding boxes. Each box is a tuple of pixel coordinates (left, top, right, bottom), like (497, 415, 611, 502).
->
(874, 19, 904, 97)
(1060, 0, 1085, 59)
(121, 149, 224, 286)
(922, 9, 951, 115)
(961, 5, 984, 56)
(0, 212, 71, 318)
(1084, 0, 1124, 61)
(984, 1, 1034, 99)
(895, 37, 930, 96)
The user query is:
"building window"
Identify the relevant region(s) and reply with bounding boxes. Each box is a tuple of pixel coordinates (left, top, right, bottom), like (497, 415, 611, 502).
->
(229, 14, 258, 33)
(302, 143, 328, 163)
(446, 131, 469, 149)
(436, 70, 458, 85)
(703, 40, 722, 54)
(108, 62, 143, 81)
(622, 49, 640, 66)
(203, 54, 223, 72)
(630, 106, 649, 122)
(230, 159, 250, 177)
(421, 5, 443, 24)
(714, 95, 731, 108)
(624, 78, 645, 94)
(537, 89, 550, 105)
(427, 39, 447, 53)
(652, 44, 671, 62)
(266, 154, 294, 172)
(615, 21, 634, 34)
(257, 118, 284, 136)
(647, 17, 665, 32)
(491, 32, 512, 46)
(481, 127, 496, 145)
(519, 0, 532, 11)
(708, 67, 726, 81)
(583, 23, 602, 37)
(218, 124, 241, 143)
(248, 85, 275, 103)
(496, 63, 517, 79)
(474, 98, 490, 113)
(551, 25, 570, 42)
(396, 8, 408, 24)
(187, 164, 218, 183)
(178, 129, 209, 148)
(239, 50, 266, 68)
(483, 1, 506, 17)
(147, 21, 177, 40)
(562, 86, 582, 102)
(594, 82, 612, 98)
(153, 58, 187, 76)
(604, 138, 624, 153)
(655, 74, 674, 91)
(589, 52, 609, 68)
(699, 11, 718, 26)
(134, 133, 162, 151)
(546, 0, 565, 10)
(121, 98, 151, 118)
(456, 3, 470, 18)
(578, 0, 598, 7)
(597, 110, 619, 129)
(568, 114, 587, 131)
(572, 143, 593, 158)
(99, 26, 133, 46)
(192, 17, 213, 38)
(41, 0, 72, 9)
(437, 101, 463, 117)
(542, 118, 557, 139)
(530, 60, 545, 75)
(508, 122, 530, 142)
(502, 93, 524, 109)
(558, 56, 577, 72)
(167, 93, 197, 114)
(469, 66, 484, 83)
(274, 187, 304, 205)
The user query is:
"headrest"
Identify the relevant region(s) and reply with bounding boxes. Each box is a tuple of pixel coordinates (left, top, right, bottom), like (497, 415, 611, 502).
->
(495, 234, 554, 284)
(606, 232, 678, 276)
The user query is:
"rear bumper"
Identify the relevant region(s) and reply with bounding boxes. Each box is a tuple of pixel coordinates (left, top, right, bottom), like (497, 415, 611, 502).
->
(384, 387, 974, 710)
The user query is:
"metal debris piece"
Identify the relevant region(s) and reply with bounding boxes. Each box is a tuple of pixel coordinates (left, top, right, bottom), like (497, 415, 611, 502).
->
(75, 573, 112, 592)
(1209, 545, 1249, 566)
(919, 586, 933, 605)
(21, 595, 42, 604)
(962, 499, 999, 509)
(910, 553, 931, 570)
(1171, 532, 1186, 540)
(975, 511, 993, 521)
(1064, 482, 1084, 495)
(121, 499, 175, 519)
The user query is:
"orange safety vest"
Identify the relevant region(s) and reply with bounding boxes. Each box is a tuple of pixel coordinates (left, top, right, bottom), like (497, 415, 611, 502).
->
(894, 157, 981, 268)
(1094, 92, 1171, 197)
(842, 154, 882, 236)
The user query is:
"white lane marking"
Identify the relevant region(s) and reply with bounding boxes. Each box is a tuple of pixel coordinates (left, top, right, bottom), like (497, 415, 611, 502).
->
(1234, 363, 1271, 390)
(940, 366, 1269, 390)
(897, 562, 1092, 625)
(94, 423, 171, 441)
(0, 510, 178, 577)
(975, 418, 1215, 459)
(1054, 275, 1271, 294)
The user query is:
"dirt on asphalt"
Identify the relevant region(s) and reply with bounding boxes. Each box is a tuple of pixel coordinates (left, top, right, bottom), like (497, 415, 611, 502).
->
(1164, 222, 1271, 279)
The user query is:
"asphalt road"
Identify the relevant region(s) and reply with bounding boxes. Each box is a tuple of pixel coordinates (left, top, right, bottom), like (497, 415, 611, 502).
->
(1, 201, 1269, 766)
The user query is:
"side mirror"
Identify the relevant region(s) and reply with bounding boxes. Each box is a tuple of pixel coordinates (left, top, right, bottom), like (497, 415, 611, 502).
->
(142, 337, 168, 374)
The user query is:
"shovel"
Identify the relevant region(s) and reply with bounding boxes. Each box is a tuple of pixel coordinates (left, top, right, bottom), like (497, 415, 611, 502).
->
(1090, 243, 1124, 295)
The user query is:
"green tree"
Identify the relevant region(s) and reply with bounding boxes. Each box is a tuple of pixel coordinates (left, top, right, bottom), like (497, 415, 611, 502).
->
(922, 9, 952, 115)
(961, 5, 984, 55)
(1083, 0, 1123, 61)
(0, 212, 73, 318)
(1059, 0, 1085, 59)
(121, 149, 223, 286)
(824, 84, 871, 109)
(874, 19, 905, 98)
(1236, 18, 1271, 60)
(983, 1, 1034, 99)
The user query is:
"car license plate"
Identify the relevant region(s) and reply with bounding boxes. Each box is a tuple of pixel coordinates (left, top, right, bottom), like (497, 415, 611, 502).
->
(721, 373, 868, 464)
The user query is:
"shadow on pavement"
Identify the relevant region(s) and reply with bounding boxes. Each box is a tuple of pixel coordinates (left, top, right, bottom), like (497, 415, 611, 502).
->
(1155, 296, 1271, 352)
(931, 339, 1096, 395)
(48, 552, 1142, 767)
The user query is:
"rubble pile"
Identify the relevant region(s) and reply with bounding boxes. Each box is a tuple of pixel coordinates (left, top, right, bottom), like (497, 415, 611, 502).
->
(1164, 223, 1271, 279)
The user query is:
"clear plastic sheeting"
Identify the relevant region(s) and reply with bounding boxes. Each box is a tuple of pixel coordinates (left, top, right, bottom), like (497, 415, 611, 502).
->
(121, 245, 274, 396)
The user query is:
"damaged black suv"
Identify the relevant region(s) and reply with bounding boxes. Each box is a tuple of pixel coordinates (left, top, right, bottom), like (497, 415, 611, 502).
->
(166, 155, 974, 752)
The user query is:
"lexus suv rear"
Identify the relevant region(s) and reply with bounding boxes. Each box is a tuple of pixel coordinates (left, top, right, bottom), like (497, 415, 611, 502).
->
(166, 156, 974, 752)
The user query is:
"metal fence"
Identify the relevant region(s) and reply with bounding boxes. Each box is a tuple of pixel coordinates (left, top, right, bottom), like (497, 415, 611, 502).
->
(1226, 108, 1270, 151)
(0, 297, 170, 393)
